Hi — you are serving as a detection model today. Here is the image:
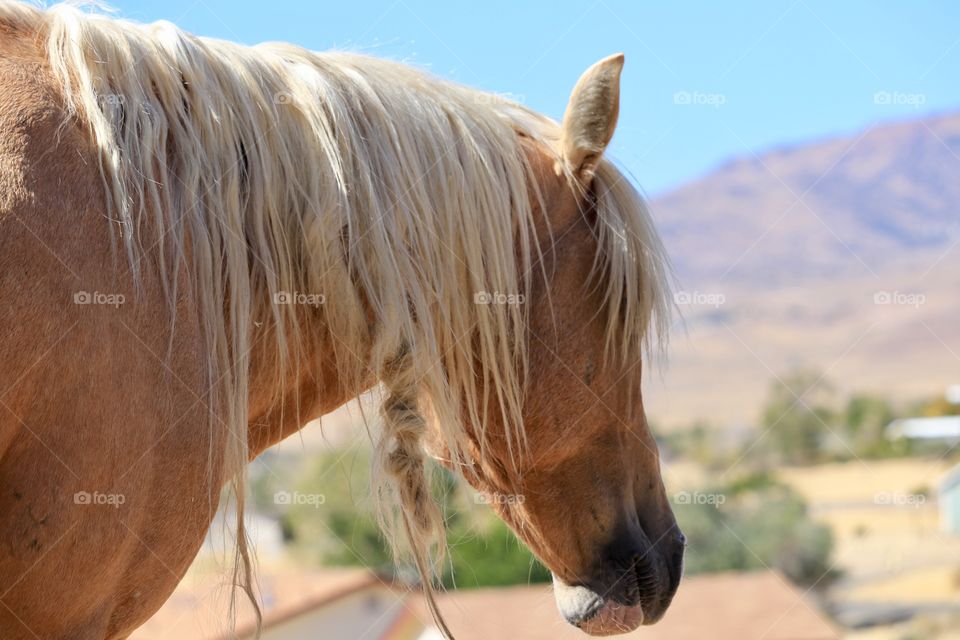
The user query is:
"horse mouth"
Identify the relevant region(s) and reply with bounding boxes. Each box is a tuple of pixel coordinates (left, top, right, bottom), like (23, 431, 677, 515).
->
(553, 549, 679, 636)
(575, 599, 645, 636)
(575, 558, 659, 635)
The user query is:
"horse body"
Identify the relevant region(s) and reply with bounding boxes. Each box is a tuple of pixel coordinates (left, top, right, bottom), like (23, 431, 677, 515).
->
(0, 32, 369, 640)
(0, 34, 207, 639)
(0, 4, 682, 638)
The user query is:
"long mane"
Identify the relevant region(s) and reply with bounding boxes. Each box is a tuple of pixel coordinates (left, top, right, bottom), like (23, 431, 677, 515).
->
(0, 0, 672, 631)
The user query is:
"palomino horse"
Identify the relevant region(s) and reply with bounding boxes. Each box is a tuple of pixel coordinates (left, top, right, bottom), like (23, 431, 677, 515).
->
(0, 3, 683, 638)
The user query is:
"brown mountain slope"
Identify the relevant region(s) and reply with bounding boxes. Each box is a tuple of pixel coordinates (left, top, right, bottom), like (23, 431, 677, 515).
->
(644, 112, 960, 428)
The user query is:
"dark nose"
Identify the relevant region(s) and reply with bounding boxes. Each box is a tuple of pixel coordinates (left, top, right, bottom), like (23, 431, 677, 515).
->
(602, 525, 684, 599)
(666, 529, 685, 594)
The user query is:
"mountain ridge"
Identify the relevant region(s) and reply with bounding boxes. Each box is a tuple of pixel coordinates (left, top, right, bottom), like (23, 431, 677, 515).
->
(643, 110, 960, 427)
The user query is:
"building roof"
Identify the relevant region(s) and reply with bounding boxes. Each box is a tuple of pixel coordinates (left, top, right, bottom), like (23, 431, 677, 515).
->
(130, 566, 386, 640)
(404, 571, 839, 640)
(887, 416, 960, 440)
(133, 568, 839, 640)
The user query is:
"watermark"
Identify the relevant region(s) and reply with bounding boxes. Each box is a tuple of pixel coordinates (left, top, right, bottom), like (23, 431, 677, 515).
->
(95, 93, 155, 117)
(873, 91, 926, 109)
(274, 291, 326, 307)
(874, 491, 926, 508)
(74, 490, 125, 509)
(474, 91, 525, 106)
(274, 91, 294, 105)
(474, 291, 525, 305)
(475, 492, 525, 506)
(74, 291, 125, 308)
(674, 290, 726, 308)
(95, 93, 125, 108)
(273, 490, 326, 508)
(673, 90, 726, 108)
(673, 491, 726, 508)
(873, 290, 925, 308)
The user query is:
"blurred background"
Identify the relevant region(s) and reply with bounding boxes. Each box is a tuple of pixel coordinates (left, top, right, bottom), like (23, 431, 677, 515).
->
(115, 1, 960, 638)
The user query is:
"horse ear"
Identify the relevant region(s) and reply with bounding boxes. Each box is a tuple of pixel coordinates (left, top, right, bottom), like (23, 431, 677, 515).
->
(559, 53, 625, 183)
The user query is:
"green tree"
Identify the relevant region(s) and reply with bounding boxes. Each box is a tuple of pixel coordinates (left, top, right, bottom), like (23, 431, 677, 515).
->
(919, 395, 960, 417)
(662, 422, 722, 467)
(760, 370, 835, 465)
(673, 474, 834, 587)
(842, 394, 908, 458)
(444, 519, 551, 588)
(269, 448, 550, 588)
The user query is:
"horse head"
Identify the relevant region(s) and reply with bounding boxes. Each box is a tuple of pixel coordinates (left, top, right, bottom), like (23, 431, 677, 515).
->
(427, 55, 684, 635)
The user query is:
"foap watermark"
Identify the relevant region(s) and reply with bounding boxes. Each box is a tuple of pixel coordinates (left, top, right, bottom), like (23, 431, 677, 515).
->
(874, 290, 925, 308)
(95, 93, 155, 117)
(874, 491, 926, 508)
(674, 290, 726, 308)
(74, 291, 125, 308)
(74, 490, 126, 509)
(274, 291, 326, 307)
(673, 491, 726, 508)
(474, 91, 525, 106)
(95, 93, 125, 108)
(274, 91, 294, 105)
(474, 291, 525, 306)
(873, 91, 926, 109)
(475, 492, 526, 506)
(673, 90, 726, 108)
(273, 490, 326, 508)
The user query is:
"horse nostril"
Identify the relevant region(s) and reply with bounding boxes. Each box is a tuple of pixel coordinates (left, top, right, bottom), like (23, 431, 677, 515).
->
(676, 531, 687, 547)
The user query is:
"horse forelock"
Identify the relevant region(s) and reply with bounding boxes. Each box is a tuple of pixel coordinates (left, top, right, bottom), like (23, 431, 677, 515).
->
(1, 0, 672, 632)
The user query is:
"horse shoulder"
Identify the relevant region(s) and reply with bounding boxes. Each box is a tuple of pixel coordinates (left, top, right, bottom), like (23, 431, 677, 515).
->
(0, 29, 216, 640)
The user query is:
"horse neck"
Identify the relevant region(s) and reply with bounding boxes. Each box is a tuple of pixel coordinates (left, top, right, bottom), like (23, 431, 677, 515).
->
(245, 313, 377, 457)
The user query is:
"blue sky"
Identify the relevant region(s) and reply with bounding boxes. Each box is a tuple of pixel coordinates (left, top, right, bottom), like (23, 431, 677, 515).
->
(106, 0, 959, 197)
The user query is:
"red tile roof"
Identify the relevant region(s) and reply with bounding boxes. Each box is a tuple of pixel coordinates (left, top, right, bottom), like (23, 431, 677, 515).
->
(131, 567, 385, 640)
(404, 571, 839, 640)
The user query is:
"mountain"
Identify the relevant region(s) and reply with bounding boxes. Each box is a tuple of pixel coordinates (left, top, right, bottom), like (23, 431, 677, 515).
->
(644, 112, 960, 428)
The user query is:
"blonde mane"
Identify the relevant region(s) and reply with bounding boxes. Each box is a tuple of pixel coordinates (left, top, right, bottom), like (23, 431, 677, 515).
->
(0, 1, 672, 634)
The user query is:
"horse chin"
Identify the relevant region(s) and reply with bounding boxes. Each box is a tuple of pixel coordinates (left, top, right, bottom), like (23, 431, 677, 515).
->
(552, 576, 645, 636)
(576, 601, 645, 636)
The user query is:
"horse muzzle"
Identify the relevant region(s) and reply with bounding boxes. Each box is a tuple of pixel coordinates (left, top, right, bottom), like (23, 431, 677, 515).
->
(551, 528, 684, 635)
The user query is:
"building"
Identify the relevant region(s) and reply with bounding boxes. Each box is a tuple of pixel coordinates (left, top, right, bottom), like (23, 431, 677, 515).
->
(939, 464, 960, 534)
(130, 567, 405, 640)
(398, 571, 839, 640)
(135, 569, 839, 640)
(887, 416, 960, 442)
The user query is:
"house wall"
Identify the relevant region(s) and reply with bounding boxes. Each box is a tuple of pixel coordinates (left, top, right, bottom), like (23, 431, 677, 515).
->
(940, 486, 960, 533)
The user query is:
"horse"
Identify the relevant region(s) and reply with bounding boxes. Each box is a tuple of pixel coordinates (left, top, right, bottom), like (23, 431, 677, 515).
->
(0, 3, 683, 638)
